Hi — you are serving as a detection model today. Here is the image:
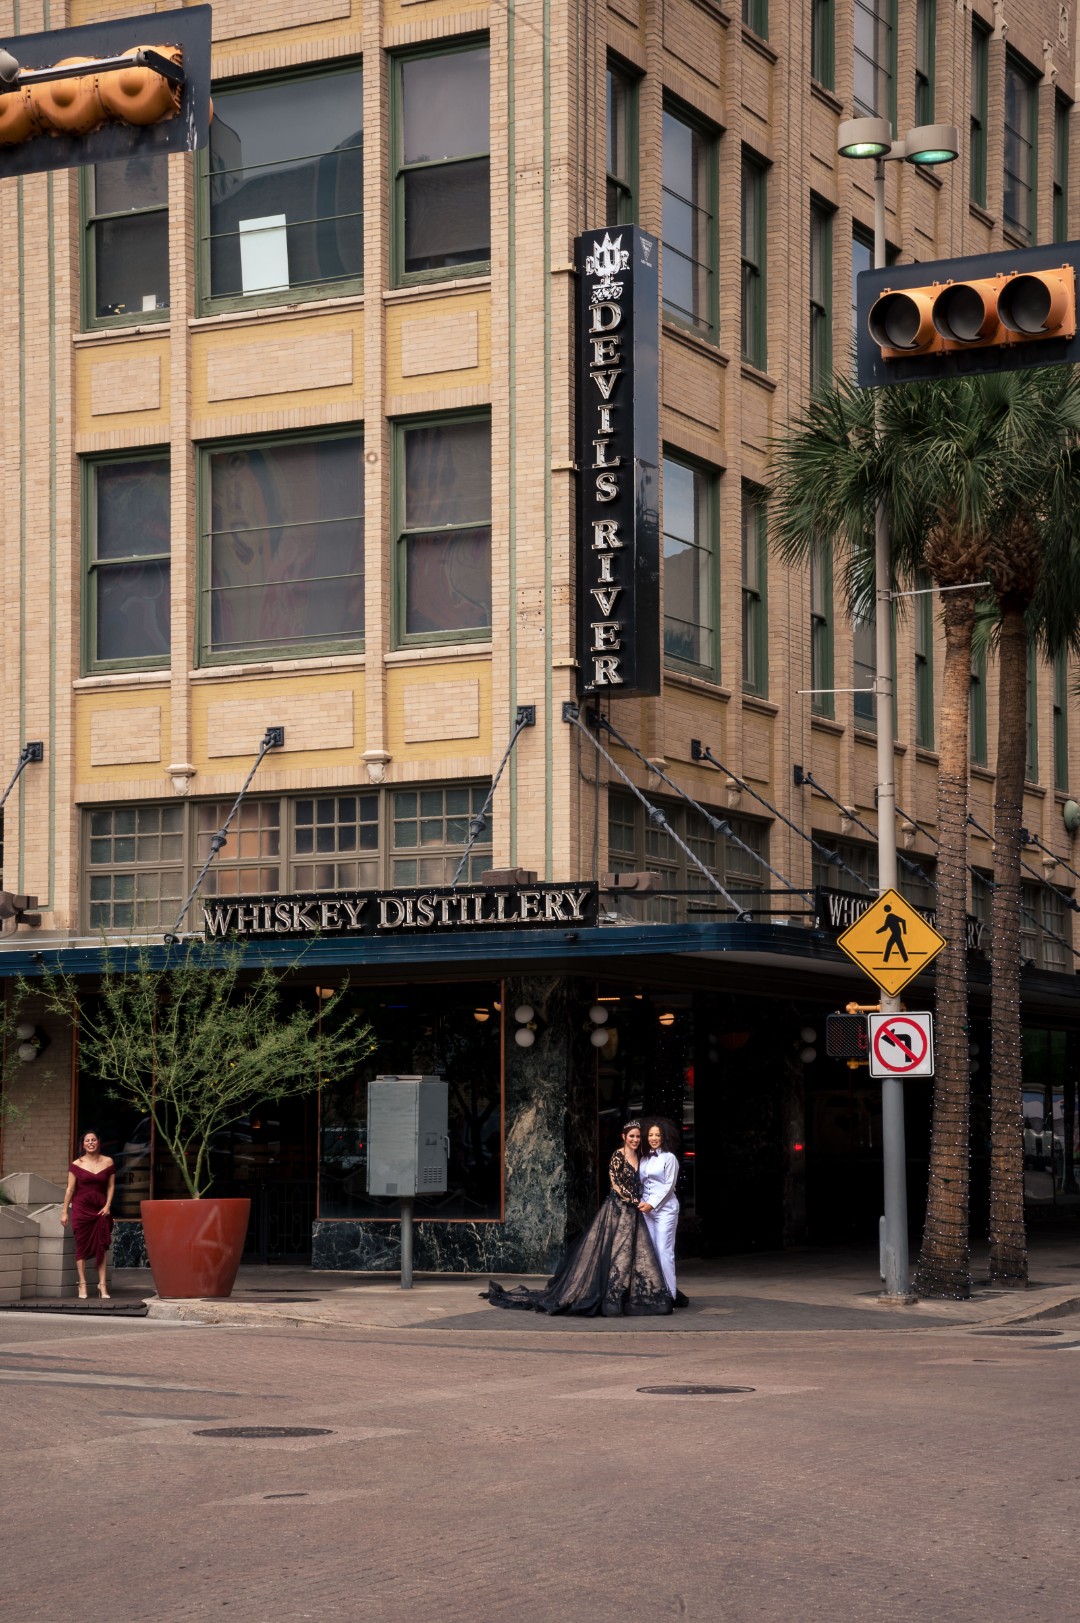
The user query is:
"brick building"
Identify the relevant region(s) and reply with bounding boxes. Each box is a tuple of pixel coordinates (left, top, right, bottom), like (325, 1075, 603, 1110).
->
(1, 0, 1078, 1269)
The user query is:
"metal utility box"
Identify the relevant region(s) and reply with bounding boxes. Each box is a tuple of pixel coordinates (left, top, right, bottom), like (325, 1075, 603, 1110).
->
(366, 1076, 449, 1198)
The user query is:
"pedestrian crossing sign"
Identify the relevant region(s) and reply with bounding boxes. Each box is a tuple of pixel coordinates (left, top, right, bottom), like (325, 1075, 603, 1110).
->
(835, 887, 946, 996)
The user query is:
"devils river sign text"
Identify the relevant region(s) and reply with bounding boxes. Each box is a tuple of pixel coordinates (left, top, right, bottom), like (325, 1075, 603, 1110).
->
(202, 882, 600, 939)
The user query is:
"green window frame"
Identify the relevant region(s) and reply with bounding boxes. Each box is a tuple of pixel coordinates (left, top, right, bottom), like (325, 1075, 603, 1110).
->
(741, 152, 768, 371)
(970, 651, 988, 766)
(742, 0, 768, 39)
(915, 0, 935, 127)
(1005, 51, 1039, 244)
(197, 427, 366, 667)
(809, 200, 833, 392)
(1026, 641, 1039, 781)
(606, 59, 639, 227)
(662, 100, 719, 342)
(1054, 95, 1071, 243)
(86, 804, 185, 932)
(391, 784, 492, 885)
(851, 225, 874, 364)
(197, 61, 364, 315)
(83, 451, 171, 674)
(1054, 650, 1069, 791)
(810, 544, 833, 717)
(915, 569, 934, 748)
(853, 611, 877, 730)
(393, 412, 492, 648)
(812, 0, 835, 90)
(854, 0, 897, 127)
(81, 156, 169, 331)
(663, 452, 719, 677)
(741, 486, 768, 696)
(391, 40, 491, 288)
(970, 21, 989, 208)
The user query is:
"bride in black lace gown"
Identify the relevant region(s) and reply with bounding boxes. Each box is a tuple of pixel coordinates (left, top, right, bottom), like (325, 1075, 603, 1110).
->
(483, 1121, 674, 1316)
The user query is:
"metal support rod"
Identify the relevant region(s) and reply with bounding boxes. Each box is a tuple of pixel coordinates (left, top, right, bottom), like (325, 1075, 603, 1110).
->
(451, 706, 535, 886)
(400, 1198, 414, 1289)
(3, 48, 186, 90)
(872, 156, 910, 1301)
(0, 742, 44, 810)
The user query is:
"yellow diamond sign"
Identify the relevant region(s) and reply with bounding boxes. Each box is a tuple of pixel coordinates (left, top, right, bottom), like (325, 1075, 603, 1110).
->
(836, 887, 946, 996)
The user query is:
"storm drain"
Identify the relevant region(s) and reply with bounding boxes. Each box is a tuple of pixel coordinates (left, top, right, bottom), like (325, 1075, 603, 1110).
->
(194, 1426, 334, 1439)
(637, 1384, 755, 1396)
(970, 1328, 1063, 1339)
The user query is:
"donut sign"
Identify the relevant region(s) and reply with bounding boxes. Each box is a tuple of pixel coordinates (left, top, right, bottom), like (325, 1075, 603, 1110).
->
(868, 1013, 935, 1078)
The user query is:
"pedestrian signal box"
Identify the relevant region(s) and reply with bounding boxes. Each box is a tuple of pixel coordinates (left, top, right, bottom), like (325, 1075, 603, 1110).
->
(857, 241, 1080, 387)
(366, 1076, 449, 1198)
(826, 1013, 868, 1060)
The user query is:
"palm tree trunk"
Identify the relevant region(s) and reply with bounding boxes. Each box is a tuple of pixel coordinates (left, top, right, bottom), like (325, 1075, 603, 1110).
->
(988, 600, 1029, 1283)
(913, 588, 975, 1299)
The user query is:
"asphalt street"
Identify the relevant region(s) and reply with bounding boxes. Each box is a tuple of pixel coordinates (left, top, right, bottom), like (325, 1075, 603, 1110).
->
(3, 1305, 1077, 1622)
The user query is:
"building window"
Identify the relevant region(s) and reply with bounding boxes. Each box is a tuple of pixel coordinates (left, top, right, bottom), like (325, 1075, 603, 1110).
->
(1054, 96, 1071, 243)
(292, 795, 380, 893)
(810, 201, 833, 392)
(606, 61, 638, 226)
(83, 155, 168, 328)
(1021, 881, 1071, 972)
(741, 153, 767, 370)
(197, 799, 282, 899)
(1005, 52, 1038, 243)
(85, 453, 171, 672)
(970, 652, 988, 766)
(810, 545, 833, 717)
(395, 415, 492, 644)
(201, 431, 364, 664)
(1054, 651, 1069, 792)
(663, 454, 717, 675)
(391, 785, 492, 884)
(852, 226, 874, 363)
(970, 22, 989, 209)
(662, 103, 718, 340)
(1027, 642, 1039, 781)
(204, 65, 363, 308)
(915, 569, 934, 748)
(741, 487, 767, 696)
(813, 836, 877, 894)
(854, 0, 896, 124)
(87, 805, 184, 931)
(742, 0, 767, 39)
(853, 612, 876, 730)
(393, 42, 490, 284)
(915, 0, 935, 126)
(812, 0, 834, 90)
(609, 792, 770, 921)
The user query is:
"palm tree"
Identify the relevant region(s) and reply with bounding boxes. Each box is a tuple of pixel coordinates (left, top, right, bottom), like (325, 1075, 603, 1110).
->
(978, 371, 1080, 1285)
(768, 373, 1074, 1299)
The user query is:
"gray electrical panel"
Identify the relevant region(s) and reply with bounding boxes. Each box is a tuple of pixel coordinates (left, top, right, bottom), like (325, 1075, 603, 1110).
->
(366, 1075, 449, 1198)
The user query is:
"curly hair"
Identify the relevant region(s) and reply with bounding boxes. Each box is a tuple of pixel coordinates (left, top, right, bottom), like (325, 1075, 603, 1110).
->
(641, 1117, 681, 1157)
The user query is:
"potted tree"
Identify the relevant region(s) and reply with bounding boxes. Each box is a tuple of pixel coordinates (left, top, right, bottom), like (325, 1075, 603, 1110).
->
(34, 940, 374, 1299)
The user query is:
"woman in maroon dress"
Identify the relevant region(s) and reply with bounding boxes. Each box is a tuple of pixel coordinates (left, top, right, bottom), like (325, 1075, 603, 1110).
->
(60, 1131, 115, 1299)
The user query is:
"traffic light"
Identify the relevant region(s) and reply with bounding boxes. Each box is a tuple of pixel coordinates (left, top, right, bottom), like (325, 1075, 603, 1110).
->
(856, 241, 1080, 386)
(825, 1012, 868, 1060)
(868, 267, 1076, 360)
(0, 45, 183, 145)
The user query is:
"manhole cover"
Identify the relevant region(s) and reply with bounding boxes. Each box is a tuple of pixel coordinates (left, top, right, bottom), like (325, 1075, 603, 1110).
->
(970, 1328, 1063, 1338)
(636, 1384, 755, 1396)
(193, 1426, 333, 1439)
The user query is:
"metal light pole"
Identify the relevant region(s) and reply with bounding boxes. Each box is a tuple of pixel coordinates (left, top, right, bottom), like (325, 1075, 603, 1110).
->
(837, 118, 960, 1299)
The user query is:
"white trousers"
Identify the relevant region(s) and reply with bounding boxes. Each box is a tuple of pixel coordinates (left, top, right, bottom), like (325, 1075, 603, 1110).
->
(643, 1200, 679, 1297)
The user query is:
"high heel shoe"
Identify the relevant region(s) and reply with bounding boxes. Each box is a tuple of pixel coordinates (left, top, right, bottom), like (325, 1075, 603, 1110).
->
(97, 1284, 111, 1300)
(77, 1286, 88, 1299)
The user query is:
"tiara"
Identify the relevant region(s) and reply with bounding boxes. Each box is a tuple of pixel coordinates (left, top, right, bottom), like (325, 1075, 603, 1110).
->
(622, 1119, 641, 1132)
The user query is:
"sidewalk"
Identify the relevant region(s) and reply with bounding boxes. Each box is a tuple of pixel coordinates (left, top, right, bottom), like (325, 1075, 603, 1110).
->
(105, 1226, 1080, 1335)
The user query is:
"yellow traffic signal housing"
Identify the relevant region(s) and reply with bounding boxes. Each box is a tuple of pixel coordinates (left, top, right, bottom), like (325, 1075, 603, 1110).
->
(868, 266, 1077, 361)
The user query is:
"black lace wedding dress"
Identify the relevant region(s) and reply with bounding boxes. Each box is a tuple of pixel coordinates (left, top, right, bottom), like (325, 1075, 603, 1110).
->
(482, 1149, 674, 1316)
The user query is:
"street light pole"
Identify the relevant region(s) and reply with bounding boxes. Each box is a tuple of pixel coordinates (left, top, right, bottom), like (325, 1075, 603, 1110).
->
(837, 118, 960, 1300)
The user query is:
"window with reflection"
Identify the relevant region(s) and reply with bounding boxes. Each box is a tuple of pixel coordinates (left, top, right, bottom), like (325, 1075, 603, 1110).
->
(394, 43, 490, 282)
(197, 799, 281, 900)
(205, 65, 363, 305)
(203, 431, 364, 661)
(85, 154, 169, 326)
(662, 104, 718, 339)
(319, 982, 503, 1221)
(970, 22, 989, 208)
(606, 60, 638, 226)
(86, 453, 171, 671)
(391, 784, 492, 884)
(1005, 53, 1038, 243)
(810, 544, 833, 716)
(293, 795, 380, 892)
(86, 805, 184, 931)
(396, 415, 492, 641)
(663, 454, 717, 674)
(854, 0, 895, 123)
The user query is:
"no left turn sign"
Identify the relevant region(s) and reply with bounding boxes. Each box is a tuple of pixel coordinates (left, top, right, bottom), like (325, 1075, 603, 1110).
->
(868, 1013, 935, 1078)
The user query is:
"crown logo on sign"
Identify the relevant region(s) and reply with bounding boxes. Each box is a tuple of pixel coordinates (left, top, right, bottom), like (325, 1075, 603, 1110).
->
(585, 232, 631, 279)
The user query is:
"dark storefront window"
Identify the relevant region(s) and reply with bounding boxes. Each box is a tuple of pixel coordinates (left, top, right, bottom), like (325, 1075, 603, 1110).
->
(319, 981, 503, 1221)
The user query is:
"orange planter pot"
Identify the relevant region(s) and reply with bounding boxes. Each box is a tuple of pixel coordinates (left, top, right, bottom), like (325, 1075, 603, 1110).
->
(140, 1198, 251, 1299)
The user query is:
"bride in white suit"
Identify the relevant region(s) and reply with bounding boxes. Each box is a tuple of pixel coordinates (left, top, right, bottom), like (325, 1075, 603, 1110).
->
(638, 1119, 681, 1301)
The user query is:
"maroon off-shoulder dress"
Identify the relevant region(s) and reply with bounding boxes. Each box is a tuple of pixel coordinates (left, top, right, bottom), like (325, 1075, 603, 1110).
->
(69, 1162, 114, 1264)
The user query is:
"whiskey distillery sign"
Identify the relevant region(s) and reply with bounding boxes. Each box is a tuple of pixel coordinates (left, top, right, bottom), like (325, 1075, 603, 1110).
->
(575, 226, 660, 696)
(202, 882, 600, 940)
